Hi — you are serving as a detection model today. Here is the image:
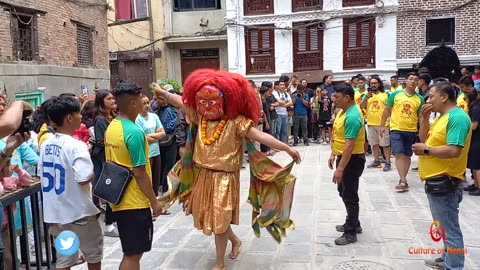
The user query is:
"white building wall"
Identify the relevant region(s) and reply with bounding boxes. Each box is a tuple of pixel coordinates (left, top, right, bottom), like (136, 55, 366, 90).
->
(226, 0, 399, 83)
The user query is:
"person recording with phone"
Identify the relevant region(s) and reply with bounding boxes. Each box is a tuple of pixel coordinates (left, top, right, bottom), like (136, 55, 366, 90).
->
(291, 84, 310, 146)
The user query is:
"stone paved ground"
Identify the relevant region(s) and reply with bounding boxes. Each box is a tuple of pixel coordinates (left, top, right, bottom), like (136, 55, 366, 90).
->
(74, 143, 480, 270)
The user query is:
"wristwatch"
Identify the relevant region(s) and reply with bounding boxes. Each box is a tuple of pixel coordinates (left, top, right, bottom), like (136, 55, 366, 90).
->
(0, 150, 12, 161)
(424, 147, 430, 156)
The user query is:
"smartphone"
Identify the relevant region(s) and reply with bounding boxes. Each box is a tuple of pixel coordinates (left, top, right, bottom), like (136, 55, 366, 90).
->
(81, 85, 89, 96)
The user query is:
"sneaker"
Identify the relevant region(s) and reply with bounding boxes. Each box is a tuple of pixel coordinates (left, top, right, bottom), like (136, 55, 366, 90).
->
(412, 167, 418, 172)
(383, 163, 392, 172)
(334, 233, 357, 245)
(367, 160, 382, 168)
(335, 224, 363, 233)
(104, 227, 120, 237)
(293, 142, 298, 146)
(322, 141, 328, 145)
(395, 180, 409, 191)
(304, 141, 309, 146)
(424, 257, 445, 269)
(469, 189, 480, 196)
(464, 184, 476, 192)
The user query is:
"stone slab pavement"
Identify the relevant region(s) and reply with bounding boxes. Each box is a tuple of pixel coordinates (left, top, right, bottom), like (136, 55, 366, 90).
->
(74, 143, 480, 270)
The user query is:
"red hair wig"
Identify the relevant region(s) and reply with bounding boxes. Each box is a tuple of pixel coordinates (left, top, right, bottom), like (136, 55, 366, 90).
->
(182, 69, 260, 124)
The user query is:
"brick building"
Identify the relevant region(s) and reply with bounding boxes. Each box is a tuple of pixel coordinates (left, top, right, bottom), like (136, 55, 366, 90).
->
(396, 0, 480, 76)
(0, 0, 110, 105)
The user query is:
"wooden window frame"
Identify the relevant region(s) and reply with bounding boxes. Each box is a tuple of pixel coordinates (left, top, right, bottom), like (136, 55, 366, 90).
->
(426, 18, 455, 46)
(245, 25, 275, 75)
(10, 11, 38, 61)
(343, 17, 376, 69)
(292, 0, 323, 12)
(293, 21, 324, 71)
(76, 24, 93, 67)
(244, 0, 274, 16)
(115, 0, 150, 21)
(342, 0, 374, 7)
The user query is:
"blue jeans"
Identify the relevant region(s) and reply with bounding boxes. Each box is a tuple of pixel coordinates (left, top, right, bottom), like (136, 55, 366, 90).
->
(426, 183, 464, 270)
(275, 114, 288, 143)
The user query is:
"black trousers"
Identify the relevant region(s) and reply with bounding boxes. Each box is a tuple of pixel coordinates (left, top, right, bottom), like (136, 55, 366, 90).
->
(336, 154, 366, 234)
(160, 141, 178, 193)
(150, 154, 162, 196)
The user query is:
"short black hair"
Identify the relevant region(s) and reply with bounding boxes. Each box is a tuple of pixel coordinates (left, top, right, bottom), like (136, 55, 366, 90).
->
(351, 75, 358, 81)
(297, 84, 306, 91)
(274, 81, 279, 86)
(300, 79, 307, 83)
(475, 65, 480, 70)
(46, 96, 81, 127)
(419, 73, 432, 85)
(418, 67, 430, 75)
(406, 72, 419, 79)
(113, 80, 142, 98)
(432, 81, 457, 102)
(334, 83, 355, 100)
(279, 75, 289, 83)
(458, 75, 474, 86)
(357, 75, 366, 82)
(59, 93, 76, 98)
(261, 81, 273, 88)
(259, 86, 269, 95)
(390, 75, 398, 80)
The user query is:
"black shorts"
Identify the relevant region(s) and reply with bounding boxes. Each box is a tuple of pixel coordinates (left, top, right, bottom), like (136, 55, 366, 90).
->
(318, 120, 332, 128)
(114, 208, 153, 255)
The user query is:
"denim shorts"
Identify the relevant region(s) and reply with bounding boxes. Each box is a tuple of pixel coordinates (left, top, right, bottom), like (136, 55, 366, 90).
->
(390, 130, 417, 156)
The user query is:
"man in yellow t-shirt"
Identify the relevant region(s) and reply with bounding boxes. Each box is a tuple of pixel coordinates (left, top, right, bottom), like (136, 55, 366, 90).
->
(329, 83, 365, 246)
(361, 76, 391, 171)
(389, 75, 403, 93)
(412, 82, 471, 270)
(457, 75, 476, 114)
(105, 81, 163, 268)
(381, 72, 425, 191)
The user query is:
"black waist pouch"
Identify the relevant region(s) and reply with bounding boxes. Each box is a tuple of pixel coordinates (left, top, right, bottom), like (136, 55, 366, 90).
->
(425, 175, 456, 195)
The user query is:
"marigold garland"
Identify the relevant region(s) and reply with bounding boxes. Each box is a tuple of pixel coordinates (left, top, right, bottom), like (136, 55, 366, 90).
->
(201, 116, 228, 145)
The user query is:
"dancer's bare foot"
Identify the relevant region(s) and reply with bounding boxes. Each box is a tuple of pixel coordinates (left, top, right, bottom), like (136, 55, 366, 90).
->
(228, 239, 242, 260)
(212, 265, 227, 270)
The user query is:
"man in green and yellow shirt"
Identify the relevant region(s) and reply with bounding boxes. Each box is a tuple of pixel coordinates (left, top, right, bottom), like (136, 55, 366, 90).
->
(412, 82, 471, 270)
(329, 83, 365, 246)
(457, 75, 476, 114)
(381, 72, 425, 191)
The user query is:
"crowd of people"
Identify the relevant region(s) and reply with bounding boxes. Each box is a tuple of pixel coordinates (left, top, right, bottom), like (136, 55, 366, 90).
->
(0, 65, 479, 270)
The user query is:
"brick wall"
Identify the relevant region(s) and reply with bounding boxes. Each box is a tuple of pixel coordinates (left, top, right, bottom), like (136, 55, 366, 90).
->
(0, 0, 109, 69)
(397, 0, 480, 59)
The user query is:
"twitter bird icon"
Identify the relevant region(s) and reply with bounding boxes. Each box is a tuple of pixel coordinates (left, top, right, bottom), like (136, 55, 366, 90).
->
(54, 231, 80, 256)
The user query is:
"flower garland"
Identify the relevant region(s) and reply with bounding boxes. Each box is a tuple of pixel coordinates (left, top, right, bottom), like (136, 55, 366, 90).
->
(201, 116, 228, 145)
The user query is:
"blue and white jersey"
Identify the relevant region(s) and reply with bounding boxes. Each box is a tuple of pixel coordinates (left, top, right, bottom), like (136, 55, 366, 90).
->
(39, 133, 99, 224)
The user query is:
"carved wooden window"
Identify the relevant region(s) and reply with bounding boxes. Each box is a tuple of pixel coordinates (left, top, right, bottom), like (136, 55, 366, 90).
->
(343, 18, 375, 69)
(77, 25, 93, 66)
(293, 22, 323, 71)
(11, 13, 36, 61)
(293, 0, 322, 12)
(343, 0, 374, 7)
(245, 26, 275, 74)
(244, 0, 274, 15)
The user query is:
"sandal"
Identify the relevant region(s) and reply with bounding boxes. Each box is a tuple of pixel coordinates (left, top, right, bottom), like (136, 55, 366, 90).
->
(395, 180, 409, 192)
(160, 209, 171, 215)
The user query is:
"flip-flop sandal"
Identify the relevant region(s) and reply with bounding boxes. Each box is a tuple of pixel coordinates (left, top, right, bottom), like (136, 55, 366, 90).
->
(76, 255, 85, 265)
(160, 210, 171, 215)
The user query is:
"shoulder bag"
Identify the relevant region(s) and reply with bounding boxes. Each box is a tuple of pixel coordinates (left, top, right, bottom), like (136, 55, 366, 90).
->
(93, 161, 133, 205)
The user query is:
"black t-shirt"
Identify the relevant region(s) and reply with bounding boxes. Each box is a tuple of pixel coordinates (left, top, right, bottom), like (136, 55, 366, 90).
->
(266, 95, 278, 120)
(470, 104, 480, 139)
(318, 96, 332, 121)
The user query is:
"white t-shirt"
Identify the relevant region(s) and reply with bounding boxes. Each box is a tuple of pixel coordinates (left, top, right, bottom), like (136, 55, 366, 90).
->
(39, 133, 99, 224)
(272, 90, 292, 116)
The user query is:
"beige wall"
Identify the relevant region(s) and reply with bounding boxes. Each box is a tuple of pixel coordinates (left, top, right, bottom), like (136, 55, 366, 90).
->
(107, 0, 168, 79)
(166, 40, 228, 83)
(170, 0, 227, 35)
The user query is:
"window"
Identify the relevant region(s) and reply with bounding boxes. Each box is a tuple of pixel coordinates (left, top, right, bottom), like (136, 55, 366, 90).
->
(343, 0, 374, 7)
(343, 18, 375, 69)
(115, 0, 149, 21)
(293, 22, 323, 71)
(11, 13, 36, 61)
(244, 0, 274, 15)
(77, 25, 93, 66)
(426, 18, 455, 46)
(245, 26, 275, 74)
(293, 0, 322, 12)
(173, 0, 221, 11)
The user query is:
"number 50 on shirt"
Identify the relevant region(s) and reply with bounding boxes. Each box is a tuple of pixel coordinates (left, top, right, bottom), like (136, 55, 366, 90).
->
(42, 162, 66, 195)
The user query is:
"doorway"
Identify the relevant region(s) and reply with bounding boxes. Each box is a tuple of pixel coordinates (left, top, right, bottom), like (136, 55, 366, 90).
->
(180, 49, 220, 83)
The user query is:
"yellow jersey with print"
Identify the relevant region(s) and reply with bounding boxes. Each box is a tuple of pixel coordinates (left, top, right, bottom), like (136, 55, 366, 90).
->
(105, 117, 151, 212)
(366, 92, 390, 126)
(354, 89, 367, 117)
(456, 92, 469, 114)
(390, 85, 403, 93)
(331, 105, 365, 155)
(418, 107, 471, 181)
(387, 90, 425, 132)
